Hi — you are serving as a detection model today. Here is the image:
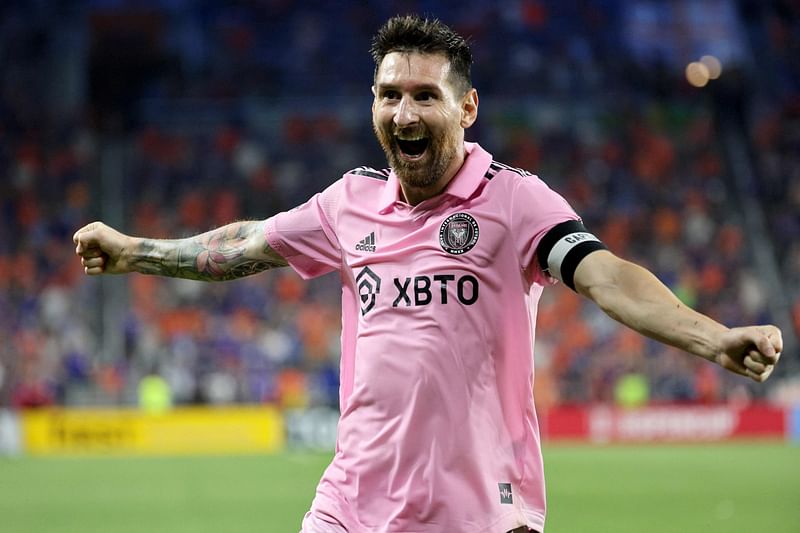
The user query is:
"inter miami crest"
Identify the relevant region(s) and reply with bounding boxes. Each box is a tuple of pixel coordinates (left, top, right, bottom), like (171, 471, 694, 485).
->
(439, 212, 479, 255)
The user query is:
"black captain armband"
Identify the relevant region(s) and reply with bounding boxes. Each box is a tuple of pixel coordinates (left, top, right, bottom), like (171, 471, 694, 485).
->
(537, 220, 608, 292)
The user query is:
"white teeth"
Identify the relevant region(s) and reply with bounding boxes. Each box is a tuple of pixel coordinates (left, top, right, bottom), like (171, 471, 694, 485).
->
(396, 134, 426, 141)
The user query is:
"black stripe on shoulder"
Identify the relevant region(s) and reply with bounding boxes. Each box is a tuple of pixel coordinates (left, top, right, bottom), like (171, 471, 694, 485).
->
(537, 220, 589, 272)
(486, 161, 533, 179)
(350, 166, 390, 181)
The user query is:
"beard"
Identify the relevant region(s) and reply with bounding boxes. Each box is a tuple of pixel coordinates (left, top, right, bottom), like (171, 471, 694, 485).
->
(373, 121, 460, 190)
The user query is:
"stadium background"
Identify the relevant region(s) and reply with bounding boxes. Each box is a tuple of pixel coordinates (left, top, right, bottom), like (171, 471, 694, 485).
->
(0, 0, 798, 532)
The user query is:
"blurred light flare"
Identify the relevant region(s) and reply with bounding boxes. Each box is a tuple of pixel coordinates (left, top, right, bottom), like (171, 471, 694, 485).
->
(686, 61, 710, 87)
(700, 55, 723, 79)
(686, 55, 723, 88)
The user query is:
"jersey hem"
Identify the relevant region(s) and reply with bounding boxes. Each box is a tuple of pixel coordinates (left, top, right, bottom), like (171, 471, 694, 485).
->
(305, 504, 545, 533)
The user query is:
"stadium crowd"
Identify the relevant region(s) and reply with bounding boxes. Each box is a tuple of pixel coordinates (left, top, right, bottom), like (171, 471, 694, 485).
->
(0, 0, 797, 411)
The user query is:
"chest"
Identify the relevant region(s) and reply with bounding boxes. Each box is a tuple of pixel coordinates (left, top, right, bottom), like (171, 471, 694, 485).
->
(340, 197, 511, 269)
(337, 198, 517, 315)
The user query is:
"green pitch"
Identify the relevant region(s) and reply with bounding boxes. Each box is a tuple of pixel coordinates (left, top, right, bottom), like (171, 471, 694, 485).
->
(0, 443, 797, 532)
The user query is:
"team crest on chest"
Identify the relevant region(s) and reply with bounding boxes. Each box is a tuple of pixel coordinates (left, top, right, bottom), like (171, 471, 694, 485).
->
(439, 212, 479, 255)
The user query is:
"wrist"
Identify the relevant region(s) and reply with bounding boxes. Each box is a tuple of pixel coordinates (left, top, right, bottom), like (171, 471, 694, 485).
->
(124, 236, 172, 276)
(119, 235, 140, 273)
(700, 324, 731, 364)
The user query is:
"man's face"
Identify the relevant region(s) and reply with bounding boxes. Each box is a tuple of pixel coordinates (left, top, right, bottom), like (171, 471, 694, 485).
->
(372, 52, 473, 192)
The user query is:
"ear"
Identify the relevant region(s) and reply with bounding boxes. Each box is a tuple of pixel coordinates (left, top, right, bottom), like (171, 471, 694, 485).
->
(460, 88, 479, 129)
(371, 85, 377, 113)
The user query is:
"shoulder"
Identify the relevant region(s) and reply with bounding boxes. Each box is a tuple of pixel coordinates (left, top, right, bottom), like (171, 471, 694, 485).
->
(336, 166, 392, 201)
(482, 160, 554, 196)
(317, 166, 389, 202)
(483, 160, 534, 181)
(311, 166, 390, 217)
(486, 159, 562, 192)
(482, 160, 574, 221)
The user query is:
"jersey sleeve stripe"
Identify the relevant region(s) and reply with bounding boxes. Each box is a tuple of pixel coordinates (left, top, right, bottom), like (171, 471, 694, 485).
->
(486, 161, 532, 179)
(351, 167, 390, 181)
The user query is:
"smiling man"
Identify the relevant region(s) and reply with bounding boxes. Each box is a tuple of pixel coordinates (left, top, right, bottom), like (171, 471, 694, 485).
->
(370, 32, 477, 204)
(74, 15, 782, 533)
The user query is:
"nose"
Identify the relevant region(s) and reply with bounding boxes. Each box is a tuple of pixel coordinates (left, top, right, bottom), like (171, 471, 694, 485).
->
(393, 96, 419, 128)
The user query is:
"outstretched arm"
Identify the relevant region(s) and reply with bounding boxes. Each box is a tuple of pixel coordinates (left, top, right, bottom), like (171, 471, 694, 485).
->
(73, 221, 288, 281)
(572, 250, 783, 383)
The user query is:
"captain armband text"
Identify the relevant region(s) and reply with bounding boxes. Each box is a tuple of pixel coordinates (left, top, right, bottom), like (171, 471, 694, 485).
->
(537, 220, 607, 291)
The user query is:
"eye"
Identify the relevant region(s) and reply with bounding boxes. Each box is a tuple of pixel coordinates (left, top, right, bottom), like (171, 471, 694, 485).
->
(382, 90, 400, 100)
(415, 91, 436, 101)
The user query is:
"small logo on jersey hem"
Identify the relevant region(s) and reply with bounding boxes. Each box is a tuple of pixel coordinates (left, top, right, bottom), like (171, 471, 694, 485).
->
(439, 213, 479, 255)
(498, 482, 513, 504)
(356, 232, 376, 252)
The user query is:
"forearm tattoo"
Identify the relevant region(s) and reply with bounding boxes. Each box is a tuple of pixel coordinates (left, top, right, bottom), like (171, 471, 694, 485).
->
(130, 221, 287, 281)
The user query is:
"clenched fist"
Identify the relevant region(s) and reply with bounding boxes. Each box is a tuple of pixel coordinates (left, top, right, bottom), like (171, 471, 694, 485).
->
(73, 221, 134, 275)
(716, 325, 783, 383)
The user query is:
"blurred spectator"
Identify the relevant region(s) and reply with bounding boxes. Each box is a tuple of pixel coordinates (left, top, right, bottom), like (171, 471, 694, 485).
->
(138, 370, 172, 413)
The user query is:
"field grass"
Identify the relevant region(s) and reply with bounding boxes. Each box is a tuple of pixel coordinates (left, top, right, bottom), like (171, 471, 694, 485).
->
(0, 443, 797, 533)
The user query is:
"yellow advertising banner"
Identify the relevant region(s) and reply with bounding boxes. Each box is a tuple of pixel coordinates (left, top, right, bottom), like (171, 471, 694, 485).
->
(20, 406, 285, 455)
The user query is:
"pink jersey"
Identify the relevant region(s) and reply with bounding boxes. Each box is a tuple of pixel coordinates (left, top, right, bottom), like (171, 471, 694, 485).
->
(266, 142, 578, 532)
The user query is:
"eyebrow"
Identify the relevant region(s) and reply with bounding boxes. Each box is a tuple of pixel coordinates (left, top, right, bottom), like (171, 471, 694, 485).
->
(375, 82, 442, 93)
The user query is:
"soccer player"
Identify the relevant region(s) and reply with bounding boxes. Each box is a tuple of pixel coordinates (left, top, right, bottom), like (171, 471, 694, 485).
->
(74, 15, 782, 533)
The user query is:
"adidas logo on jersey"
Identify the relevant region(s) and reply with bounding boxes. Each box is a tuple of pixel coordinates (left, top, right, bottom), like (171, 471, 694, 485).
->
(356, 232, 376, 252)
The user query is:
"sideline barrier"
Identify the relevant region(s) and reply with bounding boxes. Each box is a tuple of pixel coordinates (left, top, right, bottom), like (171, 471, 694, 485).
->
(285, 407, 339, 451)
(20, 406, 284, 455)
(541, 404, 788, 443)
(10, 403, 794, 455)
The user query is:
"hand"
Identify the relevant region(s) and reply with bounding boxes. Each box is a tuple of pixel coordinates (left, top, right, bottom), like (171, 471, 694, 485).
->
(716, 325, 783, 383)
(73, 222, 134, 275)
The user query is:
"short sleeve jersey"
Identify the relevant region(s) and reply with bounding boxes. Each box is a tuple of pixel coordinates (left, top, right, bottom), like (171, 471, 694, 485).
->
(266, 142, 578, 533)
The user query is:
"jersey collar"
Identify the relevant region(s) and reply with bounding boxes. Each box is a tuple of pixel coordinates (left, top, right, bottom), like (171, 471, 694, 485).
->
(378, 142, 493, 213)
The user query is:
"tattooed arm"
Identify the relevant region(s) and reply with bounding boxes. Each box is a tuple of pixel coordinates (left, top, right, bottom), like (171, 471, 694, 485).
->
(73, 221, 288, 281)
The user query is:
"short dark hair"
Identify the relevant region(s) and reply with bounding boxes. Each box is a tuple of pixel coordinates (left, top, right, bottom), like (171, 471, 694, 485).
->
(370, 15, 473, 95)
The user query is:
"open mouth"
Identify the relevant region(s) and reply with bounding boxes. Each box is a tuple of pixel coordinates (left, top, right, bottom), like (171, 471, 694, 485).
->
(396, 136, 429, 158)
